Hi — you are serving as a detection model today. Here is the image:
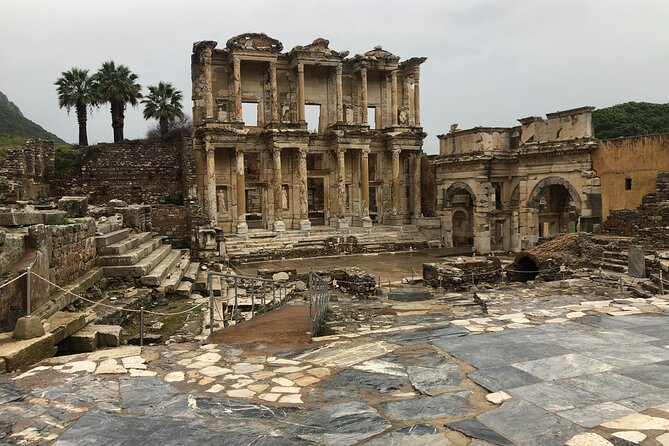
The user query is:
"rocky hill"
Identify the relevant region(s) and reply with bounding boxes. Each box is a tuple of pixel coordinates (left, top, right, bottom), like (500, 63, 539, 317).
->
(0, 90, 65, 143)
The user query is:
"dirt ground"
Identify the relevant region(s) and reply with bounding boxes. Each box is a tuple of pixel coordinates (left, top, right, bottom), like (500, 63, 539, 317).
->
(207, 304, 312, 353)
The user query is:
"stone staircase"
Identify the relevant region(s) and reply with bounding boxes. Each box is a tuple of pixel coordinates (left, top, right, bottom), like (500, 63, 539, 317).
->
(223, 225, 440, 263)
(589, 235, 633, 274)
(95, 225, 199, 297)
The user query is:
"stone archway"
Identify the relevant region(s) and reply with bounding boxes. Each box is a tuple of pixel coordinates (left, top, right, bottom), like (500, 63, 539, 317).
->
(443, 181, 477, 208)
(442, 182, 477, 250)
(452, 209, 473, 246)
(527, 176, 581, 237)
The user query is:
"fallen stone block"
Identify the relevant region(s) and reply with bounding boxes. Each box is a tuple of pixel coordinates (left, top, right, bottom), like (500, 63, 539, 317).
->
(93, 325, 122, 347)
(0, 332, 56, 372)
(57, 196, 89, 218)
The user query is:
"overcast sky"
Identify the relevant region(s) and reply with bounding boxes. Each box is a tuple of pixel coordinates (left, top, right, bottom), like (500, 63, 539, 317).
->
(2, 0, 668, 153)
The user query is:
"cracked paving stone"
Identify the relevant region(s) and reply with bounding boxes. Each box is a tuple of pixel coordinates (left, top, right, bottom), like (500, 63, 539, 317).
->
(285, 401, 391, 446)
(446, 419, 514, 446)
(558, 402, 637, 428)
(323, 369, 411, 403)
(380, 390, 472, 421)
(468, 365, 542, 392)
(406, 353, 461, 394)
(365, 424, 451, 445)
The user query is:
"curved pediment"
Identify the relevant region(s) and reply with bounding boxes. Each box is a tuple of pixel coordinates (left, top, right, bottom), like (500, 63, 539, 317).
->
(290, 38, 349, 59)
(355, 45, 400, 63)
(226, 33, 283, 53)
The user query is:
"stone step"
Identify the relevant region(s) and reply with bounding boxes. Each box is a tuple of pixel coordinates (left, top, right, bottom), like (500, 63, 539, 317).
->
(141, 250, 182, 287)
(193, 270, 208, 293)
(45, 312, 87, 345)
(160, 253, 190, 294)
(184, 262, 200, 283)
(98, 232, 152, 256)
(96, 237, 164, 266)
(594, 261, 627, 273)
(102, 245, 172, 278)
(95, 221, 123, 235)
(33, 268, 104, 320)
(175, 280, 194, 298)
(95, 228, 131, 249)
(58, 324, 122, 353)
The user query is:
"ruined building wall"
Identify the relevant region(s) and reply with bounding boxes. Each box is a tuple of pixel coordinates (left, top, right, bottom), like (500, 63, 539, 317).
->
(46, 219, 97, 287)
(60, 140, 187, 205)
(593, 134, 669, 220)
(0, 139, 55, 201)
(438, 128, 513, 156)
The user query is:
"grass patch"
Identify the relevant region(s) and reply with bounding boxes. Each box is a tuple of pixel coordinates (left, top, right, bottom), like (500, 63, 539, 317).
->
(0, 135, 28, 147)
(55, 144, 81, 172)
(52, 218, 72, 225)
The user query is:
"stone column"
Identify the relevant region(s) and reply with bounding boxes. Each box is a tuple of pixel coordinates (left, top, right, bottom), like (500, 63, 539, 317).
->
(360, 67, 368, 125)
(269, 61, 278, 122)
(204, 139, 217, 225)
(272, 147, 285, 232)
(297, 63, 305, 123)
(414, 70, 421, 126)
(298, 148, 311, 230)
(335, 65, 343, 123)
(232, 57, 242, 122)
(235, 149, 247, 234)
(335, 147, 348, 229)
(360, 148, 372, 227)
(391, 148, 401, 214)
(404, 76, 413, 126)
(390, 70, 398, 126)
(413, 153, 422, 219)
(202, 47, 214, 119)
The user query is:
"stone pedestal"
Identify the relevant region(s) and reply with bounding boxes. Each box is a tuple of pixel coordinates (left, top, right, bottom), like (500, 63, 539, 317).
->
(300, 219, 312, 231)
(336, 218, 349, 230)
(236, 222, 248, 235)
(13, 316, 45, 340)
(628, 245, 646, 278)
(362, 216, 373, 228)
(273, 220, 286, 232)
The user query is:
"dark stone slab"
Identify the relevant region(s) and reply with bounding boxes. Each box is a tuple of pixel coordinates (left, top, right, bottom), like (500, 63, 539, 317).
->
(369, 325, 467, 346)
(563, 372, 659, 400)
(509, 381, 604, 412)
(616, 389, 669, 411)
(468, 365, 542, 392)
(446, 419, 514, 446)
(512, 353, 614, 381)
(0, 422, 11, 440)
(557, 401, 636, 428)
(476, 400, 583, 446)
(285, 401, 391, 446)
(193, 395, 300, 420)
(380, 391, 472, 421)
(388, 289, 434, 301)
(446, 341, 573, 369)
(627, 323, 669, 339)
(323, 369, 411, 403)
(618, 360, 669, 388)
(407, 353, 462, 394)
(579, 343, 669, 367)
(364, 424, 450, 445)
(0, 380, 25, 405)
(52, 411, 311, 446)
(628, 245, 645, 278)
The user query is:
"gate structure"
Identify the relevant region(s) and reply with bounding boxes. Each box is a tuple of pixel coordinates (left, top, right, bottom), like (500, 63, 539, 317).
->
(308, 271, 329, 336)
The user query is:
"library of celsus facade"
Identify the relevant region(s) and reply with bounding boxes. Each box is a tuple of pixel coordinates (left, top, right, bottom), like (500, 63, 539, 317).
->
(191, 33, 426, 234)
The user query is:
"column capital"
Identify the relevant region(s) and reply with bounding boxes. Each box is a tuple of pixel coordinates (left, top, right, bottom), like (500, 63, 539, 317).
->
(335, 64, 342, 75)
(269, 60, 277, 69)
(232, 56, 241, 67)
(392, 147, 401, 156)
(272, 146, 282, 156)
(335, 146, 346, 156)
(235, 147, 245, 156)
(297, 62, 304, 73)
(298, 147, 308, 158)
(361, 147, 370, 156)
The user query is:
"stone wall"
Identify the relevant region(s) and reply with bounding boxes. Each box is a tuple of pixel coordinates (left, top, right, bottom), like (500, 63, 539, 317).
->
(59, 139, 189, 205)
(593, 134, 669, 220)
(0, 139, 55, 201)
(152, 204, 190, 248)
(45, 219, 96, 287)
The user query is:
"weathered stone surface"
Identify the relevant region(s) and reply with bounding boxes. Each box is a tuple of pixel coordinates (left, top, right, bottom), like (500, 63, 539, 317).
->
(57, 196, 89, 218)
(627, 245, 646, 278)
(380, 391, 472, 421)
(364, 424, 450, 445)
(446, 419, 514, 446)
(12, 316, 45, 340)
(0, 332, 56, 372)
(406, 353, 461, 394)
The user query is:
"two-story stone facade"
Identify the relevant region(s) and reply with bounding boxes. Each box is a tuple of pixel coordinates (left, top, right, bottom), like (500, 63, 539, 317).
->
(191, 33, 426, 234)
(433, 107, 602, 253)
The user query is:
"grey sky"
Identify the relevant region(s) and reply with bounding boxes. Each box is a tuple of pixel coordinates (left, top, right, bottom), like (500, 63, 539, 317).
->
(1, 0, 668, 153)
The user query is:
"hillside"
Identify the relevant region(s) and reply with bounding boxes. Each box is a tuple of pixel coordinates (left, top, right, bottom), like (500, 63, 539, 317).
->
(0, 90, 65, 143)
(593, 101, 669, 139)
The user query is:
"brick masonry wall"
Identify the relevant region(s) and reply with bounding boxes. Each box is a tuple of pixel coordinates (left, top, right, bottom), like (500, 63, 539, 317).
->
(59, 139, 189, 205)
(0, 139, 55, 201)
(151, 204, 190, 248)
(46, 218, 96, 287)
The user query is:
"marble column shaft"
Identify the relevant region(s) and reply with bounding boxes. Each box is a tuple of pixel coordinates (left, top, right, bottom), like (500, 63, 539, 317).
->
(361, 149, 370, 217)
(203, 48, 214, 119)
(236, 150, 245, 220)
(204, 141, 217, 224)
(413, 153, 422, 216)
(336, 148, 346, 218)
(297, 63, 305, 122)
(272, 147, 283, 221)
(360, 67, 368, 124)
(298, 148, 308, 221)
(391, 148, 401, 214)
(269, 61, 278, 122)
(390, 70, 398, 126)
(233, 57, 242, 122)
(414, 70, 421, 126)
(335, 65, 343, 123)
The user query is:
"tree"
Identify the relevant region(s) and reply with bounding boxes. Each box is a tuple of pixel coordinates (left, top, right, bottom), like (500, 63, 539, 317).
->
(93, 61, 142, 142)
(146, 114, 192, 142)
(141, 82, 184, 137)
(593, 102, 669, 139)
(54, 67, 97, 146)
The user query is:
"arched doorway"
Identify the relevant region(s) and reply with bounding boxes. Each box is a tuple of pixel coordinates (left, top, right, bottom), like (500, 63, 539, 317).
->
(443, 182, 476, 249)
(452, 209, 473, 246)
(528, 177, 580, 237)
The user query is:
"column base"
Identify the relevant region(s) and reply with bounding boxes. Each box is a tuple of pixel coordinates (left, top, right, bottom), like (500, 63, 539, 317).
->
(335, 218, 349, 230)
(13, 316, 45, 340)
(362, 216, 373, 228)
(273, 220, 286, 232)
(299, 219, 312, 231)
(236, 221, 248, 235)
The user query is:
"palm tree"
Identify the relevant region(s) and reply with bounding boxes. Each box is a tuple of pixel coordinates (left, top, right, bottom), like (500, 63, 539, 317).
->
(141, 82, 184, 137)
(55, 67, 97, 146)
(93, 61, 142, 142)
